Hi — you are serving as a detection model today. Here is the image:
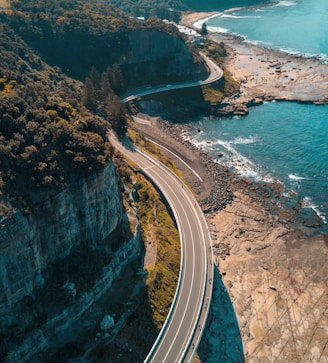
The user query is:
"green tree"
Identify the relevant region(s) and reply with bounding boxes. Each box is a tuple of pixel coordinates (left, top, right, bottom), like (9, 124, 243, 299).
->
(102, 63, 124, 95)
(104, 92, 127, 138)
(100, 68, 112, 102)
(82, 77, 97, 113)
(200, 22, 208, 36)
(89, 66, 100, 91)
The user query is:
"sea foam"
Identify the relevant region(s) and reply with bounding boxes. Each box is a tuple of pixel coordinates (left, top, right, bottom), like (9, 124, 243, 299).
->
(207, 26, 229, 33)
(212, 138, 274, 183)
(302, 197, 327, 224)
(274, 1, 297, 6)
(231, 136, 260, 145)
(289, 174, 306, 181)
(193, 13, 222, 29)
(221, 14, 262, 19)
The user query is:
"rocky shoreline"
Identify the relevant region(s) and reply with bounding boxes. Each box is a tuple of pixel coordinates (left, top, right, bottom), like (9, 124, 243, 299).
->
(181, 11, 328, 119)
(134, 111, 328, 363)
(135, 111, 328, 363)
(132, 13, 328, 360)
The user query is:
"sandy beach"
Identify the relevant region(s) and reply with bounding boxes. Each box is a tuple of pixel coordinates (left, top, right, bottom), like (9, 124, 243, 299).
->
(137, 12, 328, 363)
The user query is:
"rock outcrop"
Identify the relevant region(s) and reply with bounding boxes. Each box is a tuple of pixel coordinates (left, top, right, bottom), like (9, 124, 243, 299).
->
(0, 160, 147, 362)
(0, 161, 122, 314)
(5, 224, 142, 363)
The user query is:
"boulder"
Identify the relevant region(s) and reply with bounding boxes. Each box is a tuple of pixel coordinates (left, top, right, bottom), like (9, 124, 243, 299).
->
(100, 315, 114, 332)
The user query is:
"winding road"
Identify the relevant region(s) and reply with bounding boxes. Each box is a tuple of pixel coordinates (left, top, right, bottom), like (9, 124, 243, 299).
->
(112, 53, 223, 362)
(109, 133, 214, 363)
(122, 52, 223, 103)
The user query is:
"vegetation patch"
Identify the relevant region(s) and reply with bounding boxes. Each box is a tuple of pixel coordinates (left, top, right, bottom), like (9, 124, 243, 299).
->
(133, 172, 180, 329)
(112, 142, 181, 328)
(128, 128, 186, 183)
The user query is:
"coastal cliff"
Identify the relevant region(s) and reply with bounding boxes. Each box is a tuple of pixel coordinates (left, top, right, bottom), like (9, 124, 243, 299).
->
(0, 2, 204, 360)
(0, 161, 122, 313)
(4, 3, 207, 87)
(0, 161, 146, 362)
(120, 30, 207, 88)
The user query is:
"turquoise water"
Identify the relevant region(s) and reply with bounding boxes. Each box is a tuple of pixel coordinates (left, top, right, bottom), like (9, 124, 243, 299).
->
(190, 1, 328, 228)
(206, 0, 328, 61)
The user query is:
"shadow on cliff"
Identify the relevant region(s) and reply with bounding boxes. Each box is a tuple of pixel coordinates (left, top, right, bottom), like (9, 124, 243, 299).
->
(1, 220, 160, 363)
(47, 222, 160, 363)
(137, 87, 212, 123)
(198, 267, 244, 363)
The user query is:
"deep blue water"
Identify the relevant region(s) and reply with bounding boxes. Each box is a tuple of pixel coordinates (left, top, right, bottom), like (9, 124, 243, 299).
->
(190, 0, 328, 228)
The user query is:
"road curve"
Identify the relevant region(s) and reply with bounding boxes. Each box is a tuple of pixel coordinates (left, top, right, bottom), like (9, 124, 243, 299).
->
(122, 52, 223, 103)
(108, 132, 214, 363)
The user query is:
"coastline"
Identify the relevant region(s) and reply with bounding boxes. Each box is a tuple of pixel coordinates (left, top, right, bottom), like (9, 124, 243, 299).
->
(181, 11, 328, 111)
(182, 11, 328, 363)
(136, 12, 328, 363)
(133, 115, 328, 363)
(180, 12, 221, 29)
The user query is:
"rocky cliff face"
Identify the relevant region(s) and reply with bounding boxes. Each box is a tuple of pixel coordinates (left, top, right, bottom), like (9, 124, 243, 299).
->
(0, 161, 122, 314)
(121, 30, 207, 88)
(5, 224, 142, 363)
(0, 160, 146, 362)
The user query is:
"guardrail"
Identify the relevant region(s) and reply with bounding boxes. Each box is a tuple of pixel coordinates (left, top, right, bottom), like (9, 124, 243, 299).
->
(132, 146, 210, 363)
(121, 53, 223, 104)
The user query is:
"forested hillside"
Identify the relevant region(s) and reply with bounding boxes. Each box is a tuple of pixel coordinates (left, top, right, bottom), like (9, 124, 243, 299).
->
(0, 24, 117, 206)
(0, 3, 189, 361)
(106, 0, 274, 18)
(0, 0, 204, 206)
(4, 0, 182, 80)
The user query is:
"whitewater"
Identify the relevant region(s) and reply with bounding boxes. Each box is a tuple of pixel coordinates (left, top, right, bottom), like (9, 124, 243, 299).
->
(188, 0, 328, 228)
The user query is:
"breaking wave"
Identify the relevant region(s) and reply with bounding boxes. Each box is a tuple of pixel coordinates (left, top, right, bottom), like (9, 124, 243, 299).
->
(289, 174, 306, 181)
(231, 136, 260, 145)
(302, 197, 327, 224)
(183, 132, 273, 183)
(221, 14, 262, 19)
(274, 1, 297, 7)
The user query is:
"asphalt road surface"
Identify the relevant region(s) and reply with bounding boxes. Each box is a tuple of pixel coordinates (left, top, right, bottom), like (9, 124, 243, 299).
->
(122, 52, 223, 103)
(108, 132, 214, 363)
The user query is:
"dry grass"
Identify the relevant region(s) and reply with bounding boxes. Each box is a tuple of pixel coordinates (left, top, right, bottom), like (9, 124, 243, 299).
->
(0, 0, 11, 13)
(112, 138, 181, 329)
(133, 172, 180, 329)
(128, 128, 186, 182)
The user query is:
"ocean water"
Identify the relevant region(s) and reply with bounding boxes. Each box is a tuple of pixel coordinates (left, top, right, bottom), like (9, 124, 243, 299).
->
(189, 0, 328, 229)
(205, 0, 328, 61)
